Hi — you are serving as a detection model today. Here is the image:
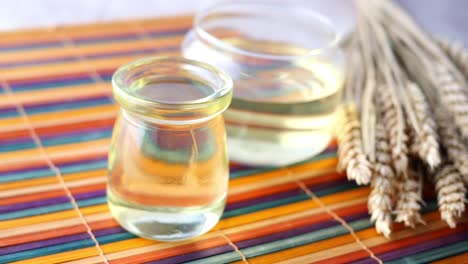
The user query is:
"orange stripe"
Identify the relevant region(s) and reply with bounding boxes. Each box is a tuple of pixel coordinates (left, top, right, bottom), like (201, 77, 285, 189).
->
(0, 104, 117, 133)
(0, 36, 183, 64)
(0, 117, 115, 141)
(0, 15, 191, 45)
(0, 189, 66, 206)
(0, 224, 87, 247)
(227, 171, 343, 204)
(69, 183, 106, 196)
(88, 218, 119, 231)
(0, 138, 110, 173)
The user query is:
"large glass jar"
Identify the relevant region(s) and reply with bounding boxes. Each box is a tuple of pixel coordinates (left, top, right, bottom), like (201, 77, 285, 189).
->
(107, 57, 233, 241)
(182, 2, 344, 166)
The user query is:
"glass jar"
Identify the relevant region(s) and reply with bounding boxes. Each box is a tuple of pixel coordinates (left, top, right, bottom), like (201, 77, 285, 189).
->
(182, 2, 344, 166)
(107, 57, 233, 241)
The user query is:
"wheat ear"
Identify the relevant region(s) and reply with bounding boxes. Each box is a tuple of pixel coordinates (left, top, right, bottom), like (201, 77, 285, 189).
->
(436, 110, 468, 186)
(436, 38, 468, 78)
(406, 82, 441, 169)
(434, 163, 467, 228)
(337, 104, 372, 185)
(394, 165, 425, 227)
(433, 63, 468, 139)
(368, 121, 395, 238)
(377, 86, 409, 178)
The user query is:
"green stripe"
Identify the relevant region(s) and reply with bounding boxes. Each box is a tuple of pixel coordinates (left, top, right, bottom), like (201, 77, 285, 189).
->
(77, 196, 107, 207)
(388, 241, 468, 264)
(0, 141, 36, 152)
(186, 218, 373, 264)
(0, 159, 107, 183)
(60, 160, 108, 174)
(0, 169, 54, 183)
(2, 130, 112, 153)
(1, 196, 107, 220)
(0, 203, 74, 220)
(97, 232, 137, 244)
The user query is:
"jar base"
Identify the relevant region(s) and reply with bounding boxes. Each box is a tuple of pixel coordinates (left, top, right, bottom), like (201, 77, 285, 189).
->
(108, 191, 225, 241)
(227, 133, 332, 167)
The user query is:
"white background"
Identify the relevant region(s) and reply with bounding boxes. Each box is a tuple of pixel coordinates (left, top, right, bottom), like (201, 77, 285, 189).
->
(0, 0, 466, 44)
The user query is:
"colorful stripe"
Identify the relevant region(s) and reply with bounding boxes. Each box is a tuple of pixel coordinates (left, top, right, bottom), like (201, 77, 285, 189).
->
(0, 15, 466, 264)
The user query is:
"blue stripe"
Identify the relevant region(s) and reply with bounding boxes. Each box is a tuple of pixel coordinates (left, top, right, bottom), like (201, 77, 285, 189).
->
(0, 195, 107, 220)
(0, 45, 178, 69)
(96, 232, 137, 244)
(10, 76, 95, 92)
(0, 129, 112, 153)
(0, 202, 74, 220)
(0, 27, 187, 52)
(59, 159, 108, 174)
(42, 130, 112, 147)
(0, 57, 78, 69)
(0, 141, 36, 152)
(25, 97, 113, 116)
(0, 159, 107, 183)
(76, 196, 107, 208)
(0, 168, 54, 183)
(0, 109, 20, 118)
(0, 41, 65, 52)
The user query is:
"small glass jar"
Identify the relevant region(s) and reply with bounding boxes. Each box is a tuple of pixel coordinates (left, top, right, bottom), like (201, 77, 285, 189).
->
(107, 57, 233, 241)
(182, 2, 344, 166)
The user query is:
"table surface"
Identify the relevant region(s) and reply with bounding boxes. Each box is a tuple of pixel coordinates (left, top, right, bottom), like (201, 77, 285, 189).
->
(0, 14, 467, 264)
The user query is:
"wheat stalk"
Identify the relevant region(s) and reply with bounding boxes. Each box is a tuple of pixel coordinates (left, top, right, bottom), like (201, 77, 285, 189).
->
(376, 86, 409, 178)
(336, 104, 372, 185)
(432, 63, 468, 139)
(394, 165, 425, 227)
(436, 38, 468, 79)
(436, 110, 468, 186)
(406, 82, 441, 169)
(368, 121, 395, 238)
(434, 163, 467, 228)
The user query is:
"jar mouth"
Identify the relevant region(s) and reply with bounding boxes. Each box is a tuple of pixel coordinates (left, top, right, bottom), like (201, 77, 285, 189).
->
(194, 1, 341, 61)
(112, 57, 233, 123)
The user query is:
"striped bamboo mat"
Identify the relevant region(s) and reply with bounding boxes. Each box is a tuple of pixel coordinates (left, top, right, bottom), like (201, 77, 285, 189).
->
(0, 15, 467, 264)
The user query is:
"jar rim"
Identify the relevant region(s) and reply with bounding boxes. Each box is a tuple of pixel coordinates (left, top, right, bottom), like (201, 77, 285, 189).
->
(112, 57, 233, 124)
(194, 1, 341, 61)
(112, 56, 233, 108)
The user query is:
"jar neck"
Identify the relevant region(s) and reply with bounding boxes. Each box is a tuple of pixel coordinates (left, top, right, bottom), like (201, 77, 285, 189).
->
(119, 95, 230, 126)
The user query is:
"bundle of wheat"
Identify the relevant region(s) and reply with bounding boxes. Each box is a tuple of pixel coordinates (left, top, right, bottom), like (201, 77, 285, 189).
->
(338, 0, 468, 237)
